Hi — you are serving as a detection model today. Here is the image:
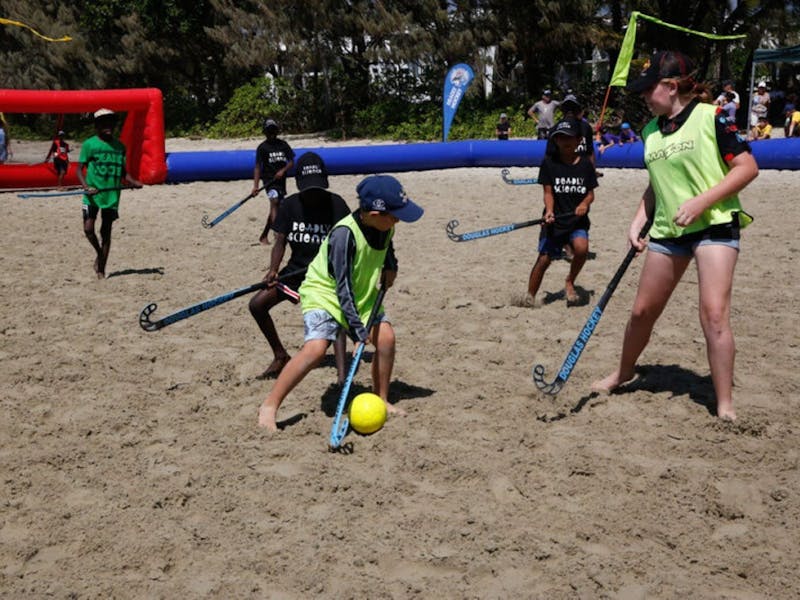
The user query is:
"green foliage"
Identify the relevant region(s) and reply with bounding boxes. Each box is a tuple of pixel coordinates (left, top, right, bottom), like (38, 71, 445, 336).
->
(206, 77, 282, 138)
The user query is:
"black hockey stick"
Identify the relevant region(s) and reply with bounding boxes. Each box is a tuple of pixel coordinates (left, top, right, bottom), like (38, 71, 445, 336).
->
(329, 286, 387, 450)
(139, 270, 304, 332)
(201, 180, 272, 229)
(532, 221, 652, 395)
(501, 168, 538, 185)
(446, 213, 571, 242)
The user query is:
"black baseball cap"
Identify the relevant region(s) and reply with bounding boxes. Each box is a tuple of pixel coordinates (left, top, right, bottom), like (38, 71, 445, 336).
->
(561, 94, 581, 111)
(626, 51, 696, 94)
(549, 119, 579, 138)
(262, 118, 279, 133)
(295, 152, 329, 192)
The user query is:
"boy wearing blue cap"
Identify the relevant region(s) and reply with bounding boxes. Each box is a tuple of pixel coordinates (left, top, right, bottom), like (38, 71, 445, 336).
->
(619, 122, 639, 143)
(258, 175, 424, 431)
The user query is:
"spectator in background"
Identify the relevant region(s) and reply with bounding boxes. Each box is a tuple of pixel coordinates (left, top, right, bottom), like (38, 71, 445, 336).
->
(0, 120, 11, 164)
(597, 126, 620, 154)
(715, 80, 740, 113)
(750, 82, 771, 128)
(722, 92, 738, 121)
(618, 122, 639, 143)
(785, 103, 800, 137)
(528, 90, 559, 139)
(496, 113, 511, 140)
(749, 115, 772, 141)
(45, 130, 71, 188)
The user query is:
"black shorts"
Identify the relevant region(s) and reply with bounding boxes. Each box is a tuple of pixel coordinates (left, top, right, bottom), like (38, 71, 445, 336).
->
(82, 204, 119, 222)
(53, 158, 68, 174)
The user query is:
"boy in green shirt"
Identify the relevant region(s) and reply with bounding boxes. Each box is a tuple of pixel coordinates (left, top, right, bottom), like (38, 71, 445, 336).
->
(257, 175, 424, 432)
(77, 108, 143, 278)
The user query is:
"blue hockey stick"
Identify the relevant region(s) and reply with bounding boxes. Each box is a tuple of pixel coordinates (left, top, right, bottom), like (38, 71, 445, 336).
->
(329, 286, 387, 450)
(201, 181, 271, 229)
(139, 270, 304, 332)
(532, 221, 652, 395)
(446, 213, 571, 242)
(501, 168, 538, 185)
(18, 186, 134, 199)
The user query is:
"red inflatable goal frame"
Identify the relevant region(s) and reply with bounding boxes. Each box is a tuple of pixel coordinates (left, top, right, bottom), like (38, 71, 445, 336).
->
(0, 88, 167, 188)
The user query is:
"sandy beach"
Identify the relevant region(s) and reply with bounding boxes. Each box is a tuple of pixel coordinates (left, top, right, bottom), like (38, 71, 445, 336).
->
(1, 135, 798, 599)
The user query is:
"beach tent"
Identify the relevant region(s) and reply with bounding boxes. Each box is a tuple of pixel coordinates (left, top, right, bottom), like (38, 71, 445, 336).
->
(748, 44, 800, 105)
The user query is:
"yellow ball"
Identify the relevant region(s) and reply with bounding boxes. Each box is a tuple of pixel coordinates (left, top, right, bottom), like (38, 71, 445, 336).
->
(349, 392, 387, 435)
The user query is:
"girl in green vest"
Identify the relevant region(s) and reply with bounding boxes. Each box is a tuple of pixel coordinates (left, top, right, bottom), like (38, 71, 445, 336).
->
(592, 51, 758, 421)
(258, 175, 424, 432)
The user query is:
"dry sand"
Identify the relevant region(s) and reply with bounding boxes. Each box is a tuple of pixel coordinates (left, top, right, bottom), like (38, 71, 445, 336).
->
(1, 136, 798, 599)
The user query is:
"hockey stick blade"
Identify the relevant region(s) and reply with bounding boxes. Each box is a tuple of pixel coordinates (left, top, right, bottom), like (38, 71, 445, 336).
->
(532, 221, 652, 396)
(501, 168, 538, 185)
(201, 183, 268, 229)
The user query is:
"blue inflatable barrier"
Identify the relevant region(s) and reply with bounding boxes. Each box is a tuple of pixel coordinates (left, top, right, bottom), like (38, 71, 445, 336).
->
(164, 138, 800, 183)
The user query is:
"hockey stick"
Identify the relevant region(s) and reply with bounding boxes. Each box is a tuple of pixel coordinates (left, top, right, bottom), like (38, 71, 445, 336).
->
(329, 286, 387, 450)
(532, 221, 652, 395)
(201, 182, 270, 229)
(17, 186, 135, 199)
(446, 213, 571, 242)
(139, 270, 304, 332)
(501, 168, 538, 185)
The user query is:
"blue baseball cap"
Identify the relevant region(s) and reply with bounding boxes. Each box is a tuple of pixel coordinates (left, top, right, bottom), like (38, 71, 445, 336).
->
(621, 122, 631, 129)
(357, 175, 424, 223)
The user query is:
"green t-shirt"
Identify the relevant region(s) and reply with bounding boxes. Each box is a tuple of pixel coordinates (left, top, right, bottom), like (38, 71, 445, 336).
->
(79, 135, 127, 209)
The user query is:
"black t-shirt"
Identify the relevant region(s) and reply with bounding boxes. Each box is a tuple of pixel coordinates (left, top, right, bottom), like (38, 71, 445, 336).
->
(271, 189, 350, 277)
(496, 121, 511, 140)
(255, 137, 295, 194)
(538, 154, 598, 237)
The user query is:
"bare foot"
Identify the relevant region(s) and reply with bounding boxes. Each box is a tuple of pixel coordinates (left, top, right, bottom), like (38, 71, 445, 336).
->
(93, 257, 105, 279)
(716, 399, 737, 421)
(565, 284, 579, 304)
(256, 355, 290, 380)
(257, 403, 279, 431)
(591, 369, 636, 394)
(523, 293, 542, 308)
(386, 402, 407, 416)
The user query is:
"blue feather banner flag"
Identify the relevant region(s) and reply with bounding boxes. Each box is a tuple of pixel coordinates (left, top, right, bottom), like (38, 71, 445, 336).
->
(442, 63, 474, 142)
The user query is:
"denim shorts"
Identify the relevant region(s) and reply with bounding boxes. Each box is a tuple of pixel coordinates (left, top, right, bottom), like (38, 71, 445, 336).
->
(648, 237, 739, 257)
(303, 309, 389, 342)
(649, 222, 740, 257)
(538, 229, 588, 258)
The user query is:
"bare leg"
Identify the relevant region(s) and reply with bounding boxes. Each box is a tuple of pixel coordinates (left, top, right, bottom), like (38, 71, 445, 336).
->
(258, 339, 330, 431)
(592, 250, 690, 393)
(83, 216, 104, 278)
(370, 321, 404, 415)
(259, 200, 280, 245)
(527, 253, 551, 301)
(695, 244, 738, 419)
(249, 287, 290, 378)
(333, 330, 347, 385)
(565, 237, 588, 302)
(97, 218, 113, 277)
